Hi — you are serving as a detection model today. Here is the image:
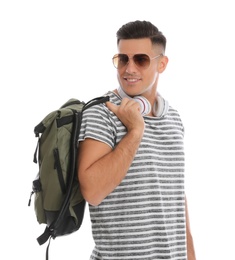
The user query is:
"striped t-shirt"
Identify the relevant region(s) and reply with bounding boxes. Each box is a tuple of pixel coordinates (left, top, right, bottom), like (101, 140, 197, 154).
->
(78, 91, 187, 260)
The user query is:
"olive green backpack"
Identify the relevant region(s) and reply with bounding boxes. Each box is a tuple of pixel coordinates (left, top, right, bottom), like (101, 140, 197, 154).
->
(28, 96, 109, 259)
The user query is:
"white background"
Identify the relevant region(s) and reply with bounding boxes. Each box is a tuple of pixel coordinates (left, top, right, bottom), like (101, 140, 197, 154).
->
(1, 1, 235, 259)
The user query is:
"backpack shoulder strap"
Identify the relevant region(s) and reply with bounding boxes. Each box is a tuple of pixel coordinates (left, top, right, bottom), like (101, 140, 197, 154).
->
(82, 96, 110, 111)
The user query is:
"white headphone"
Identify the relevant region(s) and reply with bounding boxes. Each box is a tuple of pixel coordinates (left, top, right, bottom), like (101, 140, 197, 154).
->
(117, 86, 169, 117)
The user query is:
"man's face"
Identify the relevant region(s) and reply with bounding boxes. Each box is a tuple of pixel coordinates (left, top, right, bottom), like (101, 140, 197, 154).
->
(115, 38, 165, 98)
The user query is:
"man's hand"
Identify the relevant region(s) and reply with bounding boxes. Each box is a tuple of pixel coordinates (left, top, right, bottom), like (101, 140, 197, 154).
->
(106, 97, 145, 136)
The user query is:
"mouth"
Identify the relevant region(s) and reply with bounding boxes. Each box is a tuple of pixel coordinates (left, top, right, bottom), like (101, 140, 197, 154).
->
(124, 77, 141, 83)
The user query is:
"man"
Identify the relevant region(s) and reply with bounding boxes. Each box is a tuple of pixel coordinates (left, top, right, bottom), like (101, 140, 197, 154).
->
(78, 20, 196, 260)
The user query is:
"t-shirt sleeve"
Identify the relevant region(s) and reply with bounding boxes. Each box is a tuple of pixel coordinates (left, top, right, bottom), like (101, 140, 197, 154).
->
(78, 104, 116, 149)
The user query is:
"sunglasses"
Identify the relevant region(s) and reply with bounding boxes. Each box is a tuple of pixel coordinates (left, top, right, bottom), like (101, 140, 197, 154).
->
(112, 53, 163, 70)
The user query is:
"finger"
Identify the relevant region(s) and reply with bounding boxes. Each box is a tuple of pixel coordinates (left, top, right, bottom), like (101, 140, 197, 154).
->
(121, 98, 141, 113)
(106, 101, 118, 114)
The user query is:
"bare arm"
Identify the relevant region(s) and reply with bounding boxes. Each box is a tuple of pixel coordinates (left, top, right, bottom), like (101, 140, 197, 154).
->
(185, 197, 196, 260)
(78, 98, 145, 206)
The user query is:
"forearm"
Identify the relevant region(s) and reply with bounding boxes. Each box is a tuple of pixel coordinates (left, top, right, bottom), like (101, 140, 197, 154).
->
(185, 197, 196, 260)
(79, 129, 142, 206)
(187, 228, 196, 260)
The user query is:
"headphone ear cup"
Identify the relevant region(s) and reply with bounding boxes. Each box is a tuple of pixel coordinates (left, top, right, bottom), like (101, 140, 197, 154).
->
(153, 95, 169, 117)
(117, 87, 151, 116)
(133, 96, 151, 116)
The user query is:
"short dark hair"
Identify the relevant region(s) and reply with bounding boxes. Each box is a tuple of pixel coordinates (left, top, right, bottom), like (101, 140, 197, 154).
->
(116, 20, 166, 51)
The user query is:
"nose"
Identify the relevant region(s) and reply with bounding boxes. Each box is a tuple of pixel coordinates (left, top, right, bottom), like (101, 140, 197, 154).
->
(125, 57, 138, 73)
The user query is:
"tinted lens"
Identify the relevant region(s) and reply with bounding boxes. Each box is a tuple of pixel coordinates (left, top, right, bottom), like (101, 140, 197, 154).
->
(113, 54, 129, 69)
(112, 54, 151, 69)
(133, 54, 150, 68)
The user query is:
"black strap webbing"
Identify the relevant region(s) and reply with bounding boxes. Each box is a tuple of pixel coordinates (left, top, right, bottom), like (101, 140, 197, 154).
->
(46, 236, 52, 260)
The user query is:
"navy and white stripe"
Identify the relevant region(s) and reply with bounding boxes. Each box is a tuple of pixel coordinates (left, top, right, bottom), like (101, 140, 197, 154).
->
(79, 91, 187, 260)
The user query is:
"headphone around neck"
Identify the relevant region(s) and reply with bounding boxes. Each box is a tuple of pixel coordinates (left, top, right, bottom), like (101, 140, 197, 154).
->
(117, 87, 169, 117)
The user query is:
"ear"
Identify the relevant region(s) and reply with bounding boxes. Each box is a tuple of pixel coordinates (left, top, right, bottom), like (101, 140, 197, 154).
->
(158, 55, 169, 73)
